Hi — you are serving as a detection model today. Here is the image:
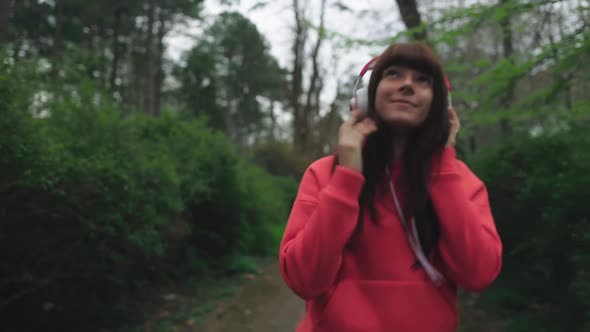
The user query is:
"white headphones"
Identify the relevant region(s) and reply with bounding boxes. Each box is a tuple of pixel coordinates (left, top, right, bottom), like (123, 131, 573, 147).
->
(350, 56, 453, 114)
(350, 56, 380, 114)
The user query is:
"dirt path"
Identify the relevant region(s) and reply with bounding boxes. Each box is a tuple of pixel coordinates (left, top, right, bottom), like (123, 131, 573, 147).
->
(200, 262, 304, 332)
(200, 261, 504, 332)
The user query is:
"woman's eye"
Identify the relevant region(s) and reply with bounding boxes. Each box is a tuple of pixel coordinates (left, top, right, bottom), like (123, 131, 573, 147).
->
(384, 69, 400, 78)
(416, 75, 432, 84)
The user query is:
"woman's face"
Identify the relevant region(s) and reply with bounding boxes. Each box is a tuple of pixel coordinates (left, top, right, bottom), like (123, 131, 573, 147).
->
(374, 65, 433, 129)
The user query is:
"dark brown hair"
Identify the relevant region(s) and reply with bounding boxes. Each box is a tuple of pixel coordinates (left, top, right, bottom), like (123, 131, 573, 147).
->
(351, 42, 451, 257)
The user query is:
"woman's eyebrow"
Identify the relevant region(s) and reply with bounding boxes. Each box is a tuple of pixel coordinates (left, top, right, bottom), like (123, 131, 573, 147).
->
(383, 66, 401, 73)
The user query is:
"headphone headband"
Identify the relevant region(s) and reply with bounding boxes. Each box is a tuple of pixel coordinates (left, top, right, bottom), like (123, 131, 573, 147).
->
(352, 56, 379, 99)
(358, 56, 380, 78)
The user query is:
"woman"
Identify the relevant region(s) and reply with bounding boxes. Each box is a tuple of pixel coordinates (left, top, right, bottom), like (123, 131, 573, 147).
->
(278, 42, 502, 331)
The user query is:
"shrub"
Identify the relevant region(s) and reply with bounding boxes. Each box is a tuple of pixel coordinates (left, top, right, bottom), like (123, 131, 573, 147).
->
(0, 60, 298, 330)
(469, 122, 590, 331)
(246, 141, 312, 179)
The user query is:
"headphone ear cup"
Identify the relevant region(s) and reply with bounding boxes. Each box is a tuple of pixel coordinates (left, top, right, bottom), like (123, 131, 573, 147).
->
(356, 86, 369, 114)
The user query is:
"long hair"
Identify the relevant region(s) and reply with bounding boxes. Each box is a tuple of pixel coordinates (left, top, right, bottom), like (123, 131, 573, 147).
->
(351, 42, 451, 257)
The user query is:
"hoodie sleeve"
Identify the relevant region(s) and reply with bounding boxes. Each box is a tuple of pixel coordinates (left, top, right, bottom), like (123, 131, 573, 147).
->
(430, 147, 503, 292)
(279, 161, 364, 300)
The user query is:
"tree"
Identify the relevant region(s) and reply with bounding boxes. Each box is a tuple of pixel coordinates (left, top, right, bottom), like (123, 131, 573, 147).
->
(498, 0, 514, 134)
(142, 0, 204, 115)
(394, 0, 427, 41)
(289, 0, 330, 155)
(178, 11, 286, 145)
(177, 43, 223, 129)
(5, 0, 204, 116)
(290, 0, 307, 152)
(144, 0, 157, 115)
(0, 0, 10, 46)
(51, 0, 63, 77)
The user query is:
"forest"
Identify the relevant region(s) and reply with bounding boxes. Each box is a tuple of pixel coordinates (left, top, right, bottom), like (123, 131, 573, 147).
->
(0, 0, 588, 331)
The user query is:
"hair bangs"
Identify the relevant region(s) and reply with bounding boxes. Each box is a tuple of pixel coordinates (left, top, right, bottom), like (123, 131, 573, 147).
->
(376, 43, 440, 78)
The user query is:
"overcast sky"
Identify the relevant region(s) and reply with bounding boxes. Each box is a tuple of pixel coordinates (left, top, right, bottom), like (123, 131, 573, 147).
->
(165, 0, 409, 105)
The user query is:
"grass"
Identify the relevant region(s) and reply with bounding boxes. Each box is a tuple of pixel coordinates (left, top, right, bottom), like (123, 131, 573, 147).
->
(115, 256, 275, 332)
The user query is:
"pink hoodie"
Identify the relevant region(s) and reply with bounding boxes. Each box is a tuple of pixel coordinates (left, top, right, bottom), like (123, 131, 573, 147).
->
(279, 147, 502, 331)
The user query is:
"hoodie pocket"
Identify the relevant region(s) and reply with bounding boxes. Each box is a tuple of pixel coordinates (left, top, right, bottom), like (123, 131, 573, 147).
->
(317, 279, 456, 332)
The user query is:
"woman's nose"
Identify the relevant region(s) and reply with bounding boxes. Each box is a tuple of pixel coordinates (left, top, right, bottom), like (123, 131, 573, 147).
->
(403, 73, 417, 86)
(398, 75, 415, 93)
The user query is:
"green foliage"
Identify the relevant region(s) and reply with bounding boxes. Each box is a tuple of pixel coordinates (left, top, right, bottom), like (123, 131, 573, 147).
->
(126, 111, 244, 263)
(469, 121, 590, 331)
(0, 57, 296, 330)
(246, 141, 312, 179)
(0, 57, 42, 184)
(433, 0, 589, 138)
(4, 0, 586, 330)
(176, 11, 287, 143)
(235, 162, 298, 256)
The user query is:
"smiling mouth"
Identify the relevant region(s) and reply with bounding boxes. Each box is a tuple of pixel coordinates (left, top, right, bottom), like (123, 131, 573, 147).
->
(390, 100, 416, 107)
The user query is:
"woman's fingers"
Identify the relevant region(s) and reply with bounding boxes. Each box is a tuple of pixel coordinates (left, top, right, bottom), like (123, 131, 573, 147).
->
(446, 107, 461, 147)
(356, 117, 377, 135)
(344, 107, 362, 127)
(449, 107, 461, 132)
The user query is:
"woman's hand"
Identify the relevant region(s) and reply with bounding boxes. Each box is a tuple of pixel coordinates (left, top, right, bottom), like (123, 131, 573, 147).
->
(337, 108, 378, 173)
(446, 107, 461, 147)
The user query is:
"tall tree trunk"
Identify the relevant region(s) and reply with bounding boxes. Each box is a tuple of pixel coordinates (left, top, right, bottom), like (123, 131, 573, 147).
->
(553, 6, 573, 111)
(88, 24, 95, 58)
(52, 0, 63, 76)
(224, 98, 238, 144)
(0, 0, 10, 46)
(394, 0, 427, 41)
(132, 28, 144, 111)
(268, 100, 277, 141)
(499, 0, 513, 134)
(303, 0, 327, 153)
(154, 9, 167, 116)
(109, 7, 123, 93)
(144, 0, 156, 115)
(291, 0, 307, 151)
(318, 105, 339, 156)
(97, 20, 108, 86)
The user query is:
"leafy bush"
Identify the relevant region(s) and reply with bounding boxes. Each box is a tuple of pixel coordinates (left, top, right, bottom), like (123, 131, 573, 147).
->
(469, 122, 590, 331)
(235, 162, 298, 256)
(127, 111, 244, 268)
(246, 141, 313, 179)
(0, 58, 297, 330)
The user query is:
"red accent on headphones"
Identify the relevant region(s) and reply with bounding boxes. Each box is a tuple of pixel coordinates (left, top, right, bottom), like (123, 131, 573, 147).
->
(358, 56, 380, 78)
(444, 76, 452, 91)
